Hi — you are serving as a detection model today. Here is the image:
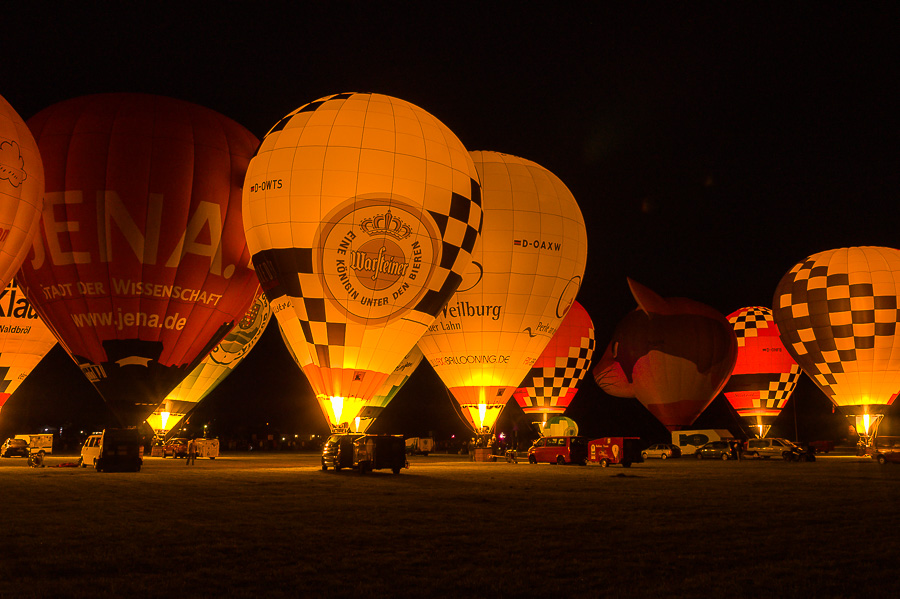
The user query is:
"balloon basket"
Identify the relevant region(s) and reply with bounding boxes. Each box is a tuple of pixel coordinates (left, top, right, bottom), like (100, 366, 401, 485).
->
(472, 447, 496, 462)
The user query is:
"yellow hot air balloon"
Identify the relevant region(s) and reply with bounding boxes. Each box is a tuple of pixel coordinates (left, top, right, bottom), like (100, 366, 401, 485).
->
(773, 246, 900, 446)
(243, 93, 482, 433)
(0, 280, 57, 417)
(147, 289, 271, 437)
(418, 151, 588, 435)
(0, 93, 44, 290)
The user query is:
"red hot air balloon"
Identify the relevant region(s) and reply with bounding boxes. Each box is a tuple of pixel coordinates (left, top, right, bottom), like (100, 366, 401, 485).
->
(18, 94, 260, 427)
(593, 278, 737, 431)
(723, 306, 800, 438)
(513, 301, 595, 433)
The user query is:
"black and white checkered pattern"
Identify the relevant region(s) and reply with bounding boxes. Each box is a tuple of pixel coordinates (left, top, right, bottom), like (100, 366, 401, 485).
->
(520, 331, 595, 408)
(764, 369, 801, 408)
(729, 307, 773, 347)
(773, 249, 900, 399)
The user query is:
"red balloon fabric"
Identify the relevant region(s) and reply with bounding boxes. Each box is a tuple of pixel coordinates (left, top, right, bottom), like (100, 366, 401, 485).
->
(593, 279, 737, 431)
(513, 301, 595, 425)
(18, 94, 260, 427)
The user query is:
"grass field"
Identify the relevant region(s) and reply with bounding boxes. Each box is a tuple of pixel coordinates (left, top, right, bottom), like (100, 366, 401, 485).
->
(1, 452, 898, 598)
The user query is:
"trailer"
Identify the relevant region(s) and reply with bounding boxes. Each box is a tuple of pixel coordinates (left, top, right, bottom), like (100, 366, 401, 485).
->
(404, 437, 434, 456)
(16, 434, 53, 456)
(193, 438, 219, 459)
(587, 437, 643, 467)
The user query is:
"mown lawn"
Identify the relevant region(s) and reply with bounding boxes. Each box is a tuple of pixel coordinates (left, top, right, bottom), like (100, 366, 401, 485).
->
(1, 453, 898, 598)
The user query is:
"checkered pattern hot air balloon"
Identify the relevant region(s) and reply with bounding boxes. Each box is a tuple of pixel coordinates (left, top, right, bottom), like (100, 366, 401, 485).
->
(773, 246, 900, 445)
(723, 306, 800, 438)
(513, 301, 595, 432)
(243, 93, 482, 433)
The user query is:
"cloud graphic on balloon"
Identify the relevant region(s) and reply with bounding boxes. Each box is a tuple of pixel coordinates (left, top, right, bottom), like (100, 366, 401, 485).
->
(0, 141, 26, 187)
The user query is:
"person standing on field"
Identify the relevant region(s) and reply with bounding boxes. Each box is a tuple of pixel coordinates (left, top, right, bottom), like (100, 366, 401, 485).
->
(186, 438, 197, 465)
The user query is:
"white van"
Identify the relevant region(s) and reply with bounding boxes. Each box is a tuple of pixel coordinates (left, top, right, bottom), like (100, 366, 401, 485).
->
(16, 434, 53, 456)
(746, 438, 804, 461)
(80, 434, 102, 468)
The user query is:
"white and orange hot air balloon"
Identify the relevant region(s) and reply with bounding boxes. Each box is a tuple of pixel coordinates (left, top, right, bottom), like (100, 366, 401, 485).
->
(773, 246, 900, 446)
(0, 280, 57, 418)
(418, 151, 588, 435)
(0, 93, 44, 290)
(243, 93, 482, 433)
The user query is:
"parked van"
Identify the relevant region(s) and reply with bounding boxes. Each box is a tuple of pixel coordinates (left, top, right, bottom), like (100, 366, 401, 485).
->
(587, 437, 643, 467)
(527, 436, 588, 465)
(91, 429, 143, 472)
(80, 434, 102, 468)
(354, 435, 407, 474)
(745, 438, 806, 461)
(15, 434, 53, 456)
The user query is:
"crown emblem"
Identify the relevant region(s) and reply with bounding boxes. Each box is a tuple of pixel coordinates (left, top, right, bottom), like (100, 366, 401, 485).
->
(359, 209, 412, 239)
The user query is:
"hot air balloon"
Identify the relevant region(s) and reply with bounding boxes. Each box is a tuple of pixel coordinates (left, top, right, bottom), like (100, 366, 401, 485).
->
(0, 93, 44, 290)
(512, 300, 595, 434)
(723, 306, 800, 438)
(18, 94, 260, 428)
(773, 246, 900, 446)
(593, 279, 737, 431)
(147, 289, 271, 438)
(418, 151, 588, 436)
(0, 280, 57, 417)
(243, 93, 482, 433)
(359, 345, 424, 433)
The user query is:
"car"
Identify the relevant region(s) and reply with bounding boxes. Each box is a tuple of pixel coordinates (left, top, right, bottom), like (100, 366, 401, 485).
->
(870, 438, 900, 464)
(527, 436, 588, 465)
(745, 438, 805, 461)
(321, 433, 363, 471)
(163, 438, 189, 458)
(695, 440, 733, 460)
(1, 438, 29, 458)
(875, 450, 900, 465)
(79, 434, 102, 467)
(641, 443, 681, 460)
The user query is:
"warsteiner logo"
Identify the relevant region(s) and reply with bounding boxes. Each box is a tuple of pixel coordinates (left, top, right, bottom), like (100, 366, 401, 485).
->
(316, 197, 440, 323)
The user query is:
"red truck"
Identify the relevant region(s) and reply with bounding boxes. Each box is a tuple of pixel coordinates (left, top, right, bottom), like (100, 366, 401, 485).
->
(587, 437, 644, 468)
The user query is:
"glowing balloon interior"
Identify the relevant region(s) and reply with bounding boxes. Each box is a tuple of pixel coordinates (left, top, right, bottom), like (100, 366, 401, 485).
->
(513, 301, 595, 432)
(593, 279, 737, 431)
(419, 151, 588, 434)
(773, 246, 900, 445)
(723, 306, 800, 438)
(147, 289, 271, 436)
(0, 93, 44, 291)
(244, 93, 482, 432)
(19, 94, 261, 427)
(0, 280, 57, 416)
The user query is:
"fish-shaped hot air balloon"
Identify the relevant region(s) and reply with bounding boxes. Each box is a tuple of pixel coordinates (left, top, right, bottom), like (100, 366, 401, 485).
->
(593, 278, 737, 431)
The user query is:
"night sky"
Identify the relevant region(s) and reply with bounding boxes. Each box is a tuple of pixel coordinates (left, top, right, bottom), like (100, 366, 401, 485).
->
(2, 4, 898, 443)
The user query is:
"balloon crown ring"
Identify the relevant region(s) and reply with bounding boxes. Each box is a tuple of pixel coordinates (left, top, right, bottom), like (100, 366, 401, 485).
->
(359, 210, 412, 240)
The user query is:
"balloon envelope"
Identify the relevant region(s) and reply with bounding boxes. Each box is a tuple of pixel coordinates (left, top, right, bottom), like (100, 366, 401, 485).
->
(0, 280, 57, 416)
(0, 93, 44, 290)
(773, 246, 900, 443)
(593, 279, 737, 431)
(243, 93, 482, 432)
(147, 289, 271, 436)
(19, 94, 260, 427)
(418, 151, 588, 433)
(513, 301, 595, 430)
(723, 306, 800, 438)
